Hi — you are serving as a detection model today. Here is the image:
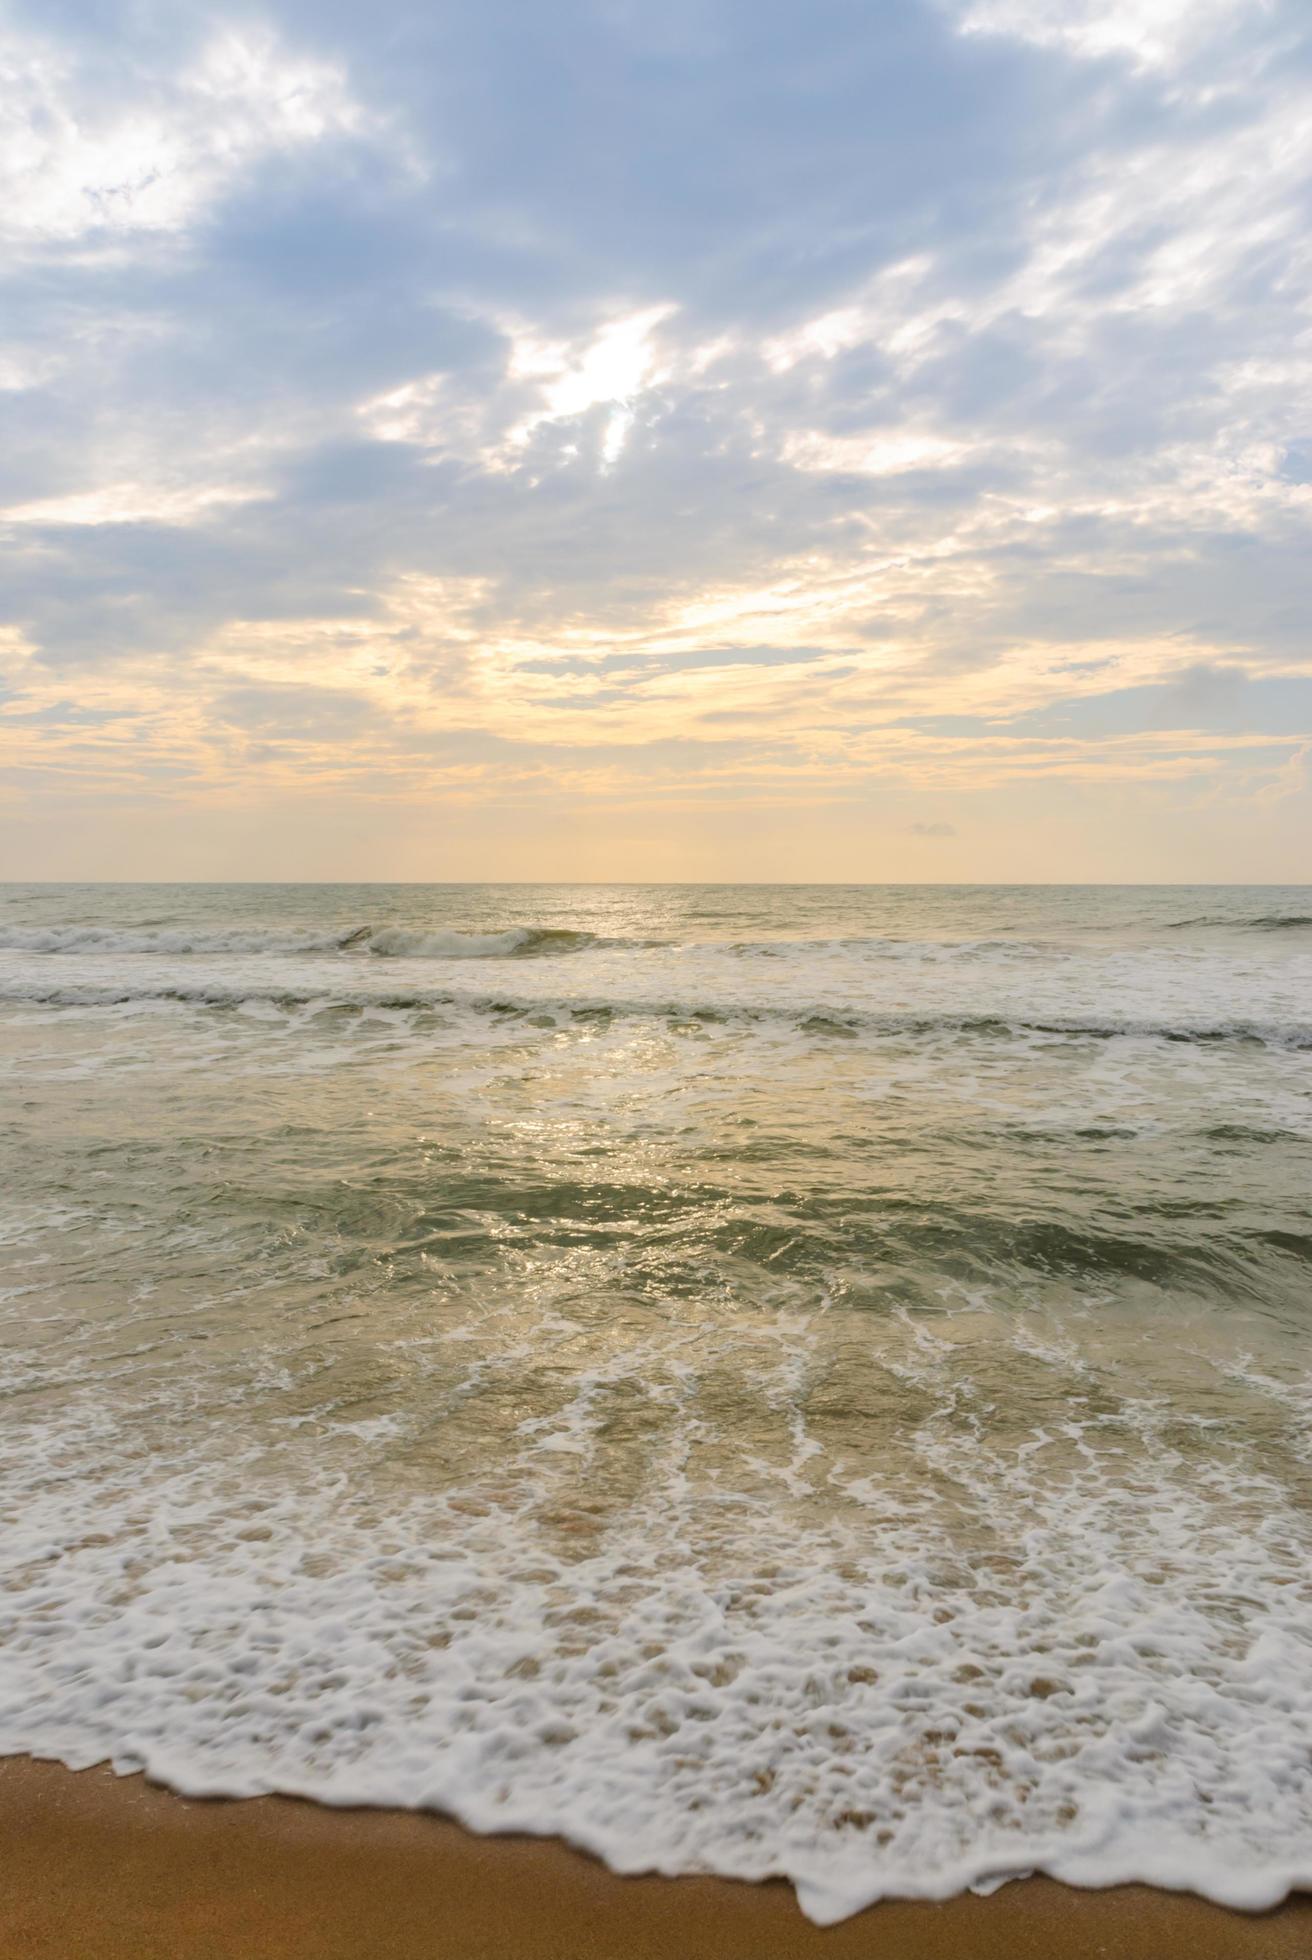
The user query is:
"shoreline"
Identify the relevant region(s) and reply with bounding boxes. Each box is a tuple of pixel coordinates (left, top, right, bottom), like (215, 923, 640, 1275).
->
(2, 1757, 1310, 1959)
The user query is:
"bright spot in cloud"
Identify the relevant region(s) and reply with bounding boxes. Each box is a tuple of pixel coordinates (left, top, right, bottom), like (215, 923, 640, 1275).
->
(1, 484, 270, 528)
(955, 0, 1265, 71)
(2, 0, 1308, 879)
(0, 25, 365, 242)
(508, 306, 673, 458)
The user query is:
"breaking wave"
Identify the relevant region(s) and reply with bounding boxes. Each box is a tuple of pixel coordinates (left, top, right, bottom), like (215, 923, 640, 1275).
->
(364, 925, 598, 958)
(4, 882, 1312, 1923)
(0, 923, 600, 960)
(2, 975, 1308, 1050)
(1167, 913, 1312, 932)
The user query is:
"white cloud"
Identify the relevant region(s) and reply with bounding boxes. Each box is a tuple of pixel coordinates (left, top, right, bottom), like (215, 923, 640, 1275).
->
(0, 24, 368, 244)
(782, 429, 977, 476)
(0, 483, 270, 528)
(359, 304, 675, 471)
(505, 305, 674, 462)
(952, 0, 1267, 73)
(4, 0, 1309, 876)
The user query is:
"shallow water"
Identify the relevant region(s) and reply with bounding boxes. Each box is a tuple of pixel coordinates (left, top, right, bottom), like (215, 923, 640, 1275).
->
(1, 883, 1310, 1922)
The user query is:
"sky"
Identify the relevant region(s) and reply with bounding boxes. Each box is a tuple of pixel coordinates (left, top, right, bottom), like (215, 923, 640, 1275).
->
(1, 0, 1310, 882)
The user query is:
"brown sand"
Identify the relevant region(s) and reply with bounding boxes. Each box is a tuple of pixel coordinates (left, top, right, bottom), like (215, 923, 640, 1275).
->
(1, 1756, 1307, 1960)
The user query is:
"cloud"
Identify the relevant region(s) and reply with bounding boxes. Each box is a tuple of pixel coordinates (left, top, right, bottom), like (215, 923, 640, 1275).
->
(906, 820, 958, 836)
(0, 21, 374, 245)
(951, 0, 1262, 73)
(1, 0, 1310, 875)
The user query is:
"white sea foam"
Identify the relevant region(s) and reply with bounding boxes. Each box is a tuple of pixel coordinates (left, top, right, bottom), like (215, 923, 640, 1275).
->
(1, 974, 1309, 1053)
(365, 926, 554, 958)
(3, 882, 1311, 1922)
(2, 1358, 1311, 1925)
(2, 907, 1310, 1040)
(0, 921, 604, 960)
(0, 923, 357, 956)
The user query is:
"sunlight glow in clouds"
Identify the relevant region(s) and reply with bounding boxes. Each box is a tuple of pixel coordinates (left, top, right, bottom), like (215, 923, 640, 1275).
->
(0, 0, 1309, 879)
(509, 306, 674, 464)
(0, 27, 367, 242)
(956, 0, 1265, 72)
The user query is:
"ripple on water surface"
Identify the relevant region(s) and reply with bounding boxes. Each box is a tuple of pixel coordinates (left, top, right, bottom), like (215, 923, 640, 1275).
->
(1, 883, 1310, 1920)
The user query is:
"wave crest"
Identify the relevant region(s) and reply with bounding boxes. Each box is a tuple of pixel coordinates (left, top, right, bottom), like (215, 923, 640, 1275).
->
(0, 923, 599, 960)
(364, 926, 597, 959)
(3, 977, 1308, 1050)
(1168, 913, 1312, 932)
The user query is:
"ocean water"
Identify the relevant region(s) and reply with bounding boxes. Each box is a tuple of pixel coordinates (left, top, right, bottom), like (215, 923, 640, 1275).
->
(1, 882, 1310, 1923)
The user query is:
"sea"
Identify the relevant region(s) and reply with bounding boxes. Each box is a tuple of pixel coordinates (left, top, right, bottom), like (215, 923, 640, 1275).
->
(1, 882, 1309, 1923)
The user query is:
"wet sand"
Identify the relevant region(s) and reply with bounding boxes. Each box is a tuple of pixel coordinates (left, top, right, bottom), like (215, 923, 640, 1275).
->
(1, 1756, 1308, 1959)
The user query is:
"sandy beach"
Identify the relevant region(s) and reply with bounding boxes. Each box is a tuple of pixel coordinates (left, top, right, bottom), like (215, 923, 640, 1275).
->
(8, 0, 1312, 1931)
(0, 1756, 1307, 1960)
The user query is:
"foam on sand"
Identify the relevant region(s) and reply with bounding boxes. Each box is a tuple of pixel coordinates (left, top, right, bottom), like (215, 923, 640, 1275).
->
(3, 1303, 1311, 1925)
(3, 882, 1310, 1923)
